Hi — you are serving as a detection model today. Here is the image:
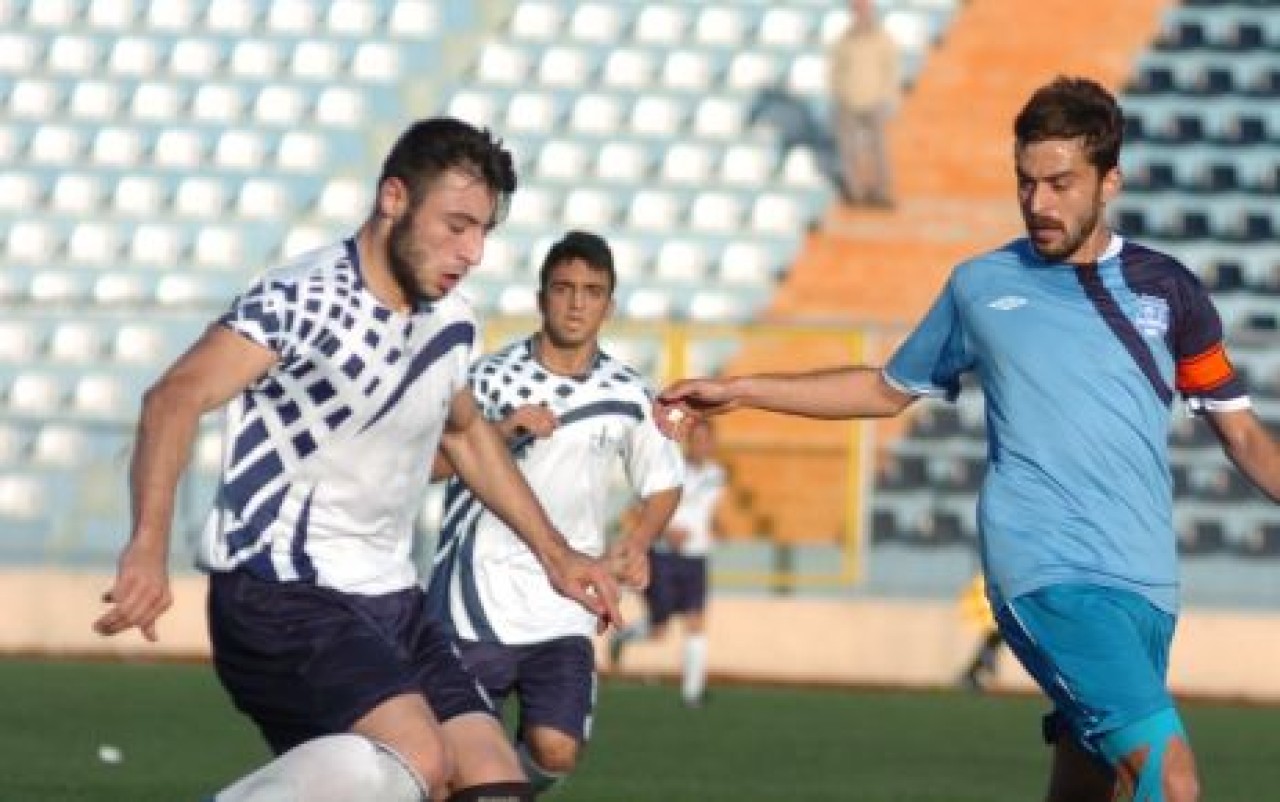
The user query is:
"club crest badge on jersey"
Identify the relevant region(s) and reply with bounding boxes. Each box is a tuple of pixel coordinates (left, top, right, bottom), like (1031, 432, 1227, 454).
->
(1134, 295, 1170, 338)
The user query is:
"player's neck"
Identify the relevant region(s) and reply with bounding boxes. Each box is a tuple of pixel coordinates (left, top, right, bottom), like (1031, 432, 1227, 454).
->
(354, 224, 412, 313)
(532, 333, 597, 378)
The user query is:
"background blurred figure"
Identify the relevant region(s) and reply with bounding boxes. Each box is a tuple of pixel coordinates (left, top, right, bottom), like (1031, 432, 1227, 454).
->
(428, 230, 683, 796)
(827, 0, 902, 207)
(956, 573, 1005, 693)
(611, 418, 727, 709)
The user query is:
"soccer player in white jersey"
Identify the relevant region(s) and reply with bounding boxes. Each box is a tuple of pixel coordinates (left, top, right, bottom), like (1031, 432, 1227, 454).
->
(428, 231, 684, 795)
(610, 418, 726, 707)
(92, 118, 623, 802)
(655, 78, 1280, 802)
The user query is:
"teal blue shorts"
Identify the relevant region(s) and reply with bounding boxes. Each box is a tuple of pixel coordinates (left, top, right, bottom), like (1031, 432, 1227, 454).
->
(995, 583, 1177, 760)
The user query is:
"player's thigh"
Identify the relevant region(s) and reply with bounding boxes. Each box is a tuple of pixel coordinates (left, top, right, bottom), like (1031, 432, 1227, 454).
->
(208, 572, 430, 754)
(997, 584, 1175, 752)
(351, 692, 452, 789)
(1046, 734, 1115, 802)
(514, 636, 597, 745)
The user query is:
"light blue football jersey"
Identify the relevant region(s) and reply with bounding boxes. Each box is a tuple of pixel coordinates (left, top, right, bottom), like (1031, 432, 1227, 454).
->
(885, 235, 1247, 613)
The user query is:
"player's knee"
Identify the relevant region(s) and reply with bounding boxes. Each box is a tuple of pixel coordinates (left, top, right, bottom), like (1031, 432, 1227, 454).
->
(396, 744, 452, 793)
(526, 738, 580, 775)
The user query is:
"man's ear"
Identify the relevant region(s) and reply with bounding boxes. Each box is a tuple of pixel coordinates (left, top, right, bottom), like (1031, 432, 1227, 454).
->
(376, 176, 409, 221)
(1101, 165, 1122, 206)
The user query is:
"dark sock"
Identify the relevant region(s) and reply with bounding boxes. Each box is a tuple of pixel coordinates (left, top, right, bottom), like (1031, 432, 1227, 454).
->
(447, 781, 535, 802)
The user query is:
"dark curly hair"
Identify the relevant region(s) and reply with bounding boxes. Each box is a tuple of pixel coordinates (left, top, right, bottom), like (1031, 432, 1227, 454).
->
(378, 117, 518, 223)
(1014, 77, 1124, 173)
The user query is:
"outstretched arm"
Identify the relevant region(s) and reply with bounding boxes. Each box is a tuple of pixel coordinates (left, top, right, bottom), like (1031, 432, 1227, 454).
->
(1207, 407, 1280, 503)
(656, 366, 915, 435)
(94, 325, 277, 640)
(608, 486, 681, 590)
(438, 389, 622, 628)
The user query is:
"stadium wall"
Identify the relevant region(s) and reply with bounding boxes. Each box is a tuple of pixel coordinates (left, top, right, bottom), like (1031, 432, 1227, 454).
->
(6, 569, 1280, 704)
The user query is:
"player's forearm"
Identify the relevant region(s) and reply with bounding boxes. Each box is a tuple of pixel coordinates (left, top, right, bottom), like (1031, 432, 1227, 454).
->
(730, 367, 910, 420)
(128, 382, 202, 552)
(622, 487, 682, 551)
(1221, 422, 1280, 503)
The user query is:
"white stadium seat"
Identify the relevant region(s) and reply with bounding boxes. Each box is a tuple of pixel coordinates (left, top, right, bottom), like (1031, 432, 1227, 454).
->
(539, 46, 588, 88)
(255, 85, 306, 126)
(174, 177, 226, 217)
(276, 131, 326, 171)
(389, 1, 438, 37)
(215, 130, 266, 170)
(751, 194, 803, 234)
(695, 6, 746, 46)
(268, 0, 315, 34)
(661, 143, 713, 183)
(570, 4, 623, 43)
(6, 221, 56, 261)
(10, 79, 59, 118)
(236, 178, 288, 219)
(655, 240, 709, 282)
(33, 425, 87, 466)
(280, 226, 331, 260)
(536, 140, 589, 180)
(170, 38, 220, 77)
(759, 8, 809, 47)
(596, 142, 648, 181)
(30, 125, 82, 165)
(0, 474, 46, 520)
(315, 87, 362, 126)
(328, 0, 376, 35)
(630, 95, 683, 136)
(109, 36, 159, 75)
(352, 42, 398, 82)
(663, 51, 713, 91)
(0, 174, 38, 212)
(9, 373, 63, 413)
(192, 84, 242, 123)
(67, 222, 118, 263)
(627, 189, 679, 231)
(788, 54, 828, 96)
(91, 127, 143, 167)
(194, 226, 243, 266)
(153, 129, 204, 167)
(506, 187, 556, 226)
(113, 324, 166, 364)
(570, 94, 621, 134)
(719, 242, 773, 286)
(721, 144, 773, 185)
(207, 0, 255, 32)
(625, 288, 673, 320)
(510, 2, 561, 40)
(635, 5, 687, 44)
(130, 223, 182, 265)
(131, 82, 182, 121)
(561, 188, 615, 228)
(89, 0, 138, 29)
(316, 178, 366, 221)
(146, 0, 195, 30)
(602, 49, 653, 89)
(47, 35, 99, 75)
(28, 0, 75, 27)
(51, 174, 104, 214)
(70, 81, 120, 119)
(689, 192, 742, 233)
(230, 40, 279, 79)
(73, 374, 127, 417)
(49, 322, 104, 362)
(693, 97, 745, 139)
(448, 91, 496, 127)
(94, 273, 148, 305)
(0, 322, 40, 362)
(477, 43, 528, 85)
(727, 52, 778, 92)
(506, 92, 556, 132)
(292, 40, 341, 79)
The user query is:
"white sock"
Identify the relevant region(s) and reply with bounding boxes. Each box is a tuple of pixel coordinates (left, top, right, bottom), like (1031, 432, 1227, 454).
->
(682, 634, 707, 704)
(214, 734, 428, 802)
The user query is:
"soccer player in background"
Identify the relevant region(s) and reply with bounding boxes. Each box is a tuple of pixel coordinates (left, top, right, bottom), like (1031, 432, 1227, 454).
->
(610, 417, 726, 708)
(428, 230, 684, 796)
(93, 118, 623, 802)
(654, 77, 1280, 802)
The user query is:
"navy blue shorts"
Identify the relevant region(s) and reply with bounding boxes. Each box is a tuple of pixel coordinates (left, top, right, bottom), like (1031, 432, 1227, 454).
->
(456, 636, 596, 742)
(644, 552, 708, 626)
(208, 571, 494, 755)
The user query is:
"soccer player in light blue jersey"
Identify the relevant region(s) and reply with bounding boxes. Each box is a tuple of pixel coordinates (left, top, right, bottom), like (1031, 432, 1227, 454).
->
(93, 119, 623, 802)
(429, 231, 684, 795)
(655, 77, 1280, 802)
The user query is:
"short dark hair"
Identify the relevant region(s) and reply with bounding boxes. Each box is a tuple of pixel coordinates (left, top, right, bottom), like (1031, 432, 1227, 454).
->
(1014, 76, 1124, 172)
(378, 117, 517, 223)
(538, 231, 616, 296)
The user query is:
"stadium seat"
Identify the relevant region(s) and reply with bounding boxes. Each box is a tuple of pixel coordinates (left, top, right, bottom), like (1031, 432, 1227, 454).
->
(692, 97, 745, 139)
(624, 287, 673, 320)
(689, 192, 742, 233)
(721, 145, 774, 185)
(539, 46, 591, 88)
(654, 240, 709, 283)
(661, 143, 714, 183)
(750, 194, 803, 234)
(627, 189, 679, 231)
(67, 222, 118, 263)
(130, 222, 183, 265)
(315, 177, 366, 222)
(51, 174, 105, 214)
(497, 284, 538, 316)
(194, 227, 243, 267)
(10, 79, 61, 118)
(560, 188, 616, 227)
(94, 273, 149, 306)
(47, 34, 100, 75)
(88, 0, 138, 29)
(510, 2, 562, 41)
(686, 290, 740, 322)
(315, 87, 363, 126)
(570, 4, 624, 43)
(327, 0, 377, 35)
(727, 52, 779, 92)
(69, 80, 120, 119)
(630, 95, 684, 136)
(131, 82, 183, 121)
(596, 141, 649, 181)
(6, 221, 57, 262)
(718, 242, 774, 286)
(113, 175, 165, 215)
(72, 374, 129, 418)
(29, 124, 82, 165)
(448, 90, 496, 128)
(634, 5, 688, 45)
(506, 91, 558, 133)
(477, 42, 528, 85)
(662, 50, 714, 91)
(389, 0, 437, 37)
(601, 49, 654, 89)
(570, 94, 622, 135)
(175, 177, 227, 218)
(0, 474, 47, 520)
(694, 6, 747, 47)
(32, 424, 88, 467)
(112, 323, 166, 364)
(759, 8, 809, 48)
(206, 0, 255, 32)
(0, 321, 41, 363)
(0, 174, 40, 212)
(352, 42, 399, 82)
(507, 186, 557, 227)
(230, 40, 279, 79)
(8, 372, 64, 413)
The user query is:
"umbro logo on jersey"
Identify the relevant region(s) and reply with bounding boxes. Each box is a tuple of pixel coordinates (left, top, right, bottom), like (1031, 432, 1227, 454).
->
(988, 296, 1028, 310)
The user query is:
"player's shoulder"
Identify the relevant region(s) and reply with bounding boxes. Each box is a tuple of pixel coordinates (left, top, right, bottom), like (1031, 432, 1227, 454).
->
(593, 350, 654, 398)
(259, 240, 354, 288)
(1114, 238, 1202, 288)
(950, 239, 1027, 283)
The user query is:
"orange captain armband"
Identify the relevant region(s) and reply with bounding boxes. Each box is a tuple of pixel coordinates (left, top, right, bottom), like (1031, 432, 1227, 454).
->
(1176, 342, 1235, 394)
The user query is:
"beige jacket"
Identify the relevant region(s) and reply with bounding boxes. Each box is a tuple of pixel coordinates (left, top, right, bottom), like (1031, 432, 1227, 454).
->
(827, 22, 901, 111)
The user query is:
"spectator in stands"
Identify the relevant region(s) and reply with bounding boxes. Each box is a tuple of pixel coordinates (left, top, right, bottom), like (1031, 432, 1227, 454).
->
(428, 230, 684, 796)
(654, 76, 1280, 802)
(92, 118, 623, 802)
(827, 0, 901, 207)
(609, 416, 726, 709)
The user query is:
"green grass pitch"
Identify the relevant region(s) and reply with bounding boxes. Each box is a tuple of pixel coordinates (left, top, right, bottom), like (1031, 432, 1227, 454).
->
(3, 658, 1276, 801)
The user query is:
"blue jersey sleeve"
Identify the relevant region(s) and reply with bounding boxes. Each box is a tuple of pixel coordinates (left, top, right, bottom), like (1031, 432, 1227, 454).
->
(884, 278, 974, 401)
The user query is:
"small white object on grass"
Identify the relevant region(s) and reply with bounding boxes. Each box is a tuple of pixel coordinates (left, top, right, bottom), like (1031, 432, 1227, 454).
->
(98, 744, 123, 764)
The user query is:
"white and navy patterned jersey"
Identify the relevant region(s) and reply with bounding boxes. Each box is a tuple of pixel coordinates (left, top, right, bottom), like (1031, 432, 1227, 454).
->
(427, 337, 684, 645)
(664, 460, 726, 557)
(197, 238, 476, 595)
